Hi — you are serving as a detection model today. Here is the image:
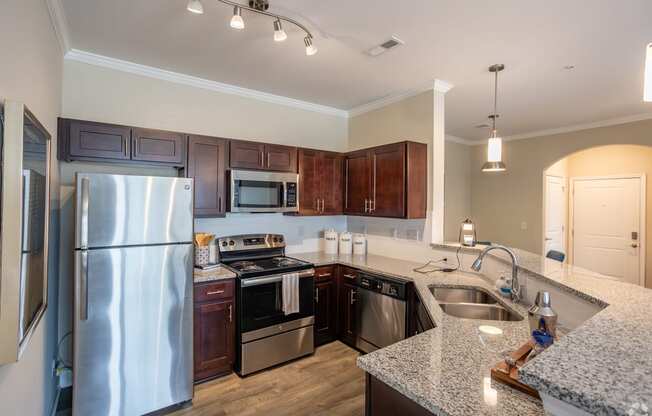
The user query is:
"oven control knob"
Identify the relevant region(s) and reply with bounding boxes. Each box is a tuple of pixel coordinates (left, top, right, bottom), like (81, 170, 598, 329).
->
(229, 240, 235, 246)
(278, 236, 284, 242)
(221, 241, 228, 247)
(273, 237, 279, 243)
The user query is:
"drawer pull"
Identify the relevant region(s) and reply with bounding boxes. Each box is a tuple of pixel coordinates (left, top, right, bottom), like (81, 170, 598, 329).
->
(206, 290, 225, 295)
(343, 274, 356, 279)
(318, 273, 331, 277)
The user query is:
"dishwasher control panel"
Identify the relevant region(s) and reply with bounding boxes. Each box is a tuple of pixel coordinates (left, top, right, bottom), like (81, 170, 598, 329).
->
(357, 273, 407, 300)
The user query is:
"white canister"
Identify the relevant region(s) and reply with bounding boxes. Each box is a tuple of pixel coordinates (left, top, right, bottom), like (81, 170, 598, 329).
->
(339, 232, 353, 255)
(324, 229, 339, 254)
(353, 234, 367, 256)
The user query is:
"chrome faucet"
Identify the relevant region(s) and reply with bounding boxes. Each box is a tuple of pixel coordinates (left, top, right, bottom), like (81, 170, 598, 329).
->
(471, 245, 522, 303)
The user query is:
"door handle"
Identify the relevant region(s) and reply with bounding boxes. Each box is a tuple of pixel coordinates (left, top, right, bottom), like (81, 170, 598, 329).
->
(80, 250, 89, 321)
(228, 304, 233, 323)
(632, 243, 639, 248)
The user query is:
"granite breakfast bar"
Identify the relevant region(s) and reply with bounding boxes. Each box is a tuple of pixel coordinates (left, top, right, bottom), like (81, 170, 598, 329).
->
(292, 251, 652, 416)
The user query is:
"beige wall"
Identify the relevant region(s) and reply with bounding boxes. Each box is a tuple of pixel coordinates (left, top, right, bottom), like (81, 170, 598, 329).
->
(444, 141, 472, 241)
(63, 60, 348, 152)
(466, 119, 652, 286)
(0, 0, 63, 415)
(565, 145, 652, 288)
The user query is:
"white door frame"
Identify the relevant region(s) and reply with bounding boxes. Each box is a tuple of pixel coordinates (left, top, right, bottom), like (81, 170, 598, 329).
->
(542, 174, 568, 258)
(569, 174, 646, 287)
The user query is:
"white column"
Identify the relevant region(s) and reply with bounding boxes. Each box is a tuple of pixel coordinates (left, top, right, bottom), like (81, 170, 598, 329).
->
(431, 79, 453, 244)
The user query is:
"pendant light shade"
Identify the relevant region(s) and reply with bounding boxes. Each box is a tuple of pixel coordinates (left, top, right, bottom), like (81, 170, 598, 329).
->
(481, 64, 506, 173)
(230, 6, 245, 29)
(645, 43, 652, 102)
(273, 19, 287, 42)
(187, 0, 204, 14)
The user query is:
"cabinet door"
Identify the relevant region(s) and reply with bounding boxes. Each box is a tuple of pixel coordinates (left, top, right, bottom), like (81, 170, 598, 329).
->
(344, 150, 371, 215)
(297, 149, 321, 215)
(370, 143, 406, 218)
(265, 144, 297, 172)
(68, 119, 131, 160)
(339, 283, 358, 348)
(132, 128, 186, 165)
(187, 135, 228, 217)
(194, 299, 235, 382)
(229, 140, 265, 170)
(319, 152, 344, 215)
(315, 278, 337, 346)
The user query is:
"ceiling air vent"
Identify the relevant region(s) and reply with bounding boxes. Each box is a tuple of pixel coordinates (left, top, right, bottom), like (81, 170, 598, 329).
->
(366, 36, 404, 57)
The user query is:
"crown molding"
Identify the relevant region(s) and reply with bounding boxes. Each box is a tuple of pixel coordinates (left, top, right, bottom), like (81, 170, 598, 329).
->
(46, 0, 71, 53)
(468, 112, 652, 145)
(64, 49, 349, 118)
(347, 81, 436, 118)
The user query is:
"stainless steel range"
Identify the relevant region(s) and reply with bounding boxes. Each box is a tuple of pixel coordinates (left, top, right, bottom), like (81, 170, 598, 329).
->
(219, 234, 315, 376)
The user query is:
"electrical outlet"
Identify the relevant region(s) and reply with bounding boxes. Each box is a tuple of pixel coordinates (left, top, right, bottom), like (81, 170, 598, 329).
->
(520, 221, 528, 230)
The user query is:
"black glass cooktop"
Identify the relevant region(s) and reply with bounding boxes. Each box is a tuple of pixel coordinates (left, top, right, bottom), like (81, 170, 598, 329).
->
(223, 256, 313, 278)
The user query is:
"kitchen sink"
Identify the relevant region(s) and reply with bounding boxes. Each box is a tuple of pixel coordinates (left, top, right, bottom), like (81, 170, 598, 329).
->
(437, 303, 523, 321)
(430, 286, 499, 305)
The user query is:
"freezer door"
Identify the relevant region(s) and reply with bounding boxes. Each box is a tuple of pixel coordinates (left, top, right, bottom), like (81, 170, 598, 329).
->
(75, 173, 193, 249)
(73, 244, 193, 416)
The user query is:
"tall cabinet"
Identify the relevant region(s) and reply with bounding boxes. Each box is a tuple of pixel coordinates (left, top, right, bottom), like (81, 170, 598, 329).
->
(186, 135, 228, 217)
(344, 141, 427, 219)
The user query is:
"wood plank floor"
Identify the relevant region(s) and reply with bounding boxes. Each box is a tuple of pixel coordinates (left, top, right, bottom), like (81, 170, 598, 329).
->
(170, 341, 365, 416)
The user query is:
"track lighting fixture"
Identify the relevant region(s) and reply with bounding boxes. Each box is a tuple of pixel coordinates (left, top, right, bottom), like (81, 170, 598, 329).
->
(186, 0, 204, 14)
(188, 0, 317, 56)
(230, 6, 244, 29)
(273, 19, 287, 42)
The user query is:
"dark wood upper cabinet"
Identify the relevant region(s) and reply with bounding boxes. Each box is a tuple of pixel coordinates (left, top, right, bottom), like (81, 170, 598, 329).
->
(265, 144, 297, 172)
(229, 140, 266, 170)
(131, 127, 186, 165)
(344, 141, 427, 219)
(63, 119, 131, 161)
(297, 149, 343, 215)
(229, 140, 297, 172)
(186, 135, 228, 217)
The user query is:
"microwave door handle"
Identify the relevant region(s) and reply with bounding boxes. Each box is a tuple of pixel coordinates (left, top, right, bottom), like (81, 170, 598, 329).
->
(282, 182, 288, 208)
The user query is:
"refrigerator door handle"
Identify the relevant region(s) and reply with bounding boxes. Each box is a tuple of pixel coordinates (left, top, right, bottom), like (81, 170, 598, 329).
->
(80, 177, 90, 249)
(80, 250, 89, 321)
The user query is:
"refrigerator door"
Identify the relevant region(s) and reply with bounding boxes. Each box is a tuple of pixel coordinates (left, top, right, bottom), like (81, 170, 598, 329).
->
(73, 244, 193, 416)
(75, 174, 193, 249)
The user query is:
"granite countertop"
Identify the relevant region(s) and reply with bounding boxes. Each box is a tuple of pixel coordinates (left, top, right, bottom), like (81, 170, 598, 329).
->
(293, 252, 652, 416)
(193, 265, 236, 283)
(293, 252, 544, 415)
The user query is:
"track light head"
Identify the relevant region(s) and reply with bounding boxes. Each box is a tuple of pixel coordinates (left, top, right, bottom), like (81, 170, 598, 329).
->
(187, 0, 204, 14)
(273, 19, 287, 42)
(230, 6, 245, 29)
(304, 36, 317, 56)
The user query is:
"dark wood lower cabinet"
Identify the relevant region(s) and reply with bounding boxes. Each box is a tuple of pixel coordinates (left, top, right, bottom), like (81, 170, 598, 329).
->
(365, 373, 431, 416)
(408, 285, 436, 337)
(194, 280, 235, 383)
(314, 266, 337, 346)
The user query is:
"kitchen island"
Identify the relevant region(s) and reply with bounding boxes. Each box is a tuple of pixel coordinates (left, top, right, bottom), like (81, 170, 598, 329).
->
(292, 251, 652, 416)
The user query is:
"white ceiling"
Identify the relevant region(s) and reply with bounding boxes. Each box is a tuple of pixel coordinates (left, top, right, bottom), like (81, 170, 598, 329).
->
(60, 0, 652, 140)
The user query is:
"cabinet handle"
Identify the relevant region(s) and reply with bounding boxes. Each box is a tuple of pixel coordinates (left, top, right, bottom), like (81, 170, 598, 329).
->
(260, 151, 264, 167)
(350, 290, 356, 305)
(315, 289, 319, 303)
(207, 290, 225, 295)
(320, 199, 324, 213)
(315, 198, 318, 212)
(318, 273, 331, 277)
(218, 196, 222, 212)
(371, 199, 375, 213)
(364, 199, 369, 213)
(267, 152, 270, 168)
(345, 160, 349, 209)
(343, 274, 356, 280)
(228, 304, 233, 323)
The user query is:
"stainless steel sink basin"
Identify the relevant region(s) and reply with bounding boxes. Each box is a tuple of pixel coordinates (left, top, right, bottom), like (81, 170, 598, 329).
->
(438, 303, 523, 322)
(430, 286, 499, 305)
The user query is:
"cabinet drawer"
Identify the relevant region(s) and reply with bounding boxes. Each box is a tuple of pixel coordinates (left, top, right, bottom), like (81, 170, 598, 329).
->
(194, 280, 234, 302)
(314, 265, 335, 282)
(340, 266, 359, 283)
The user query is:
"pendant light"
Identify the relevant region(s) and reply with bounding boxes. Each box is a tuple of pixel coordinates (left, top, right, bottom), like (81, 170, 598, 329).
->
(645, 43, 652, 102)
(482, 64, 507, 172)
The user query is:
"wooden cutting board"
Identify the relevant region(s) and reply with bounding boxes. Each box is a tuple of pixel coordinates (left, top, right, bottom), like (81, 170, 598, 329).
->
(490, 340, 541, 399)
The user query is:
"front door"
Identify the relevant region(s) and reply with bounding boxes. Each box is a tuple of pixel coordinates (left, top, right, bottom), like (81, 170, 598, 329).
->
(572, 176, 644, 285)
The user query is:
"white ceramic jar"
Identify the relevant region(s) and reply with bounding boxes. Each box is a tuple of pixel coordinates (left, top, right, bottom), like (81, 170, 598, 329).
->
(353, 233, 367, 255)
(339, 232, 353, 255)
(324, 229, 339, 254)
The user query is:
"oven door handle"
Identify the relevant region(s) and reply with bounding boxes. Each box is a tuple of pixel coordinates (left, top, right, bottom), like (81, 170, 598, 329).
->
(241, 269, 315, 287)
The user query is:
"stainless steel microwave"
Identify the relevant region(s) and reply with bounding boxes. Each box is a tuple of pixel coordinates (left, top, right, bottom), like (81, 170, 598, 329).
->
(229, 169, 298, 213)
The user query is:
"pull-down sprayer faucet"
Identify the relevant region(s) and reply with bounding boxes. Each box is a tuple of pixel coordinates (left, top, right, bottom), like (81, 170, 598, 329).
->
(471, 245, 522, 303)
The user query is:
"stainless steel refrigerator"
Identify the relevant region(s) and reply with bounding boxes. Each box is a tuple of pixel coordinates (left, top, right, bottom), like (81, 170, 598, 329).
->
(73, 173, 194, 416)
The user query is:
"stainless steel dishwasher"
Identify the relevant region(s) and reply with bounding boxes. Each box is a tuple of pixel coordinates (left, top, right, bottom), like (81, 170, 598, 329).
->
(355, 272, 408, 353)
